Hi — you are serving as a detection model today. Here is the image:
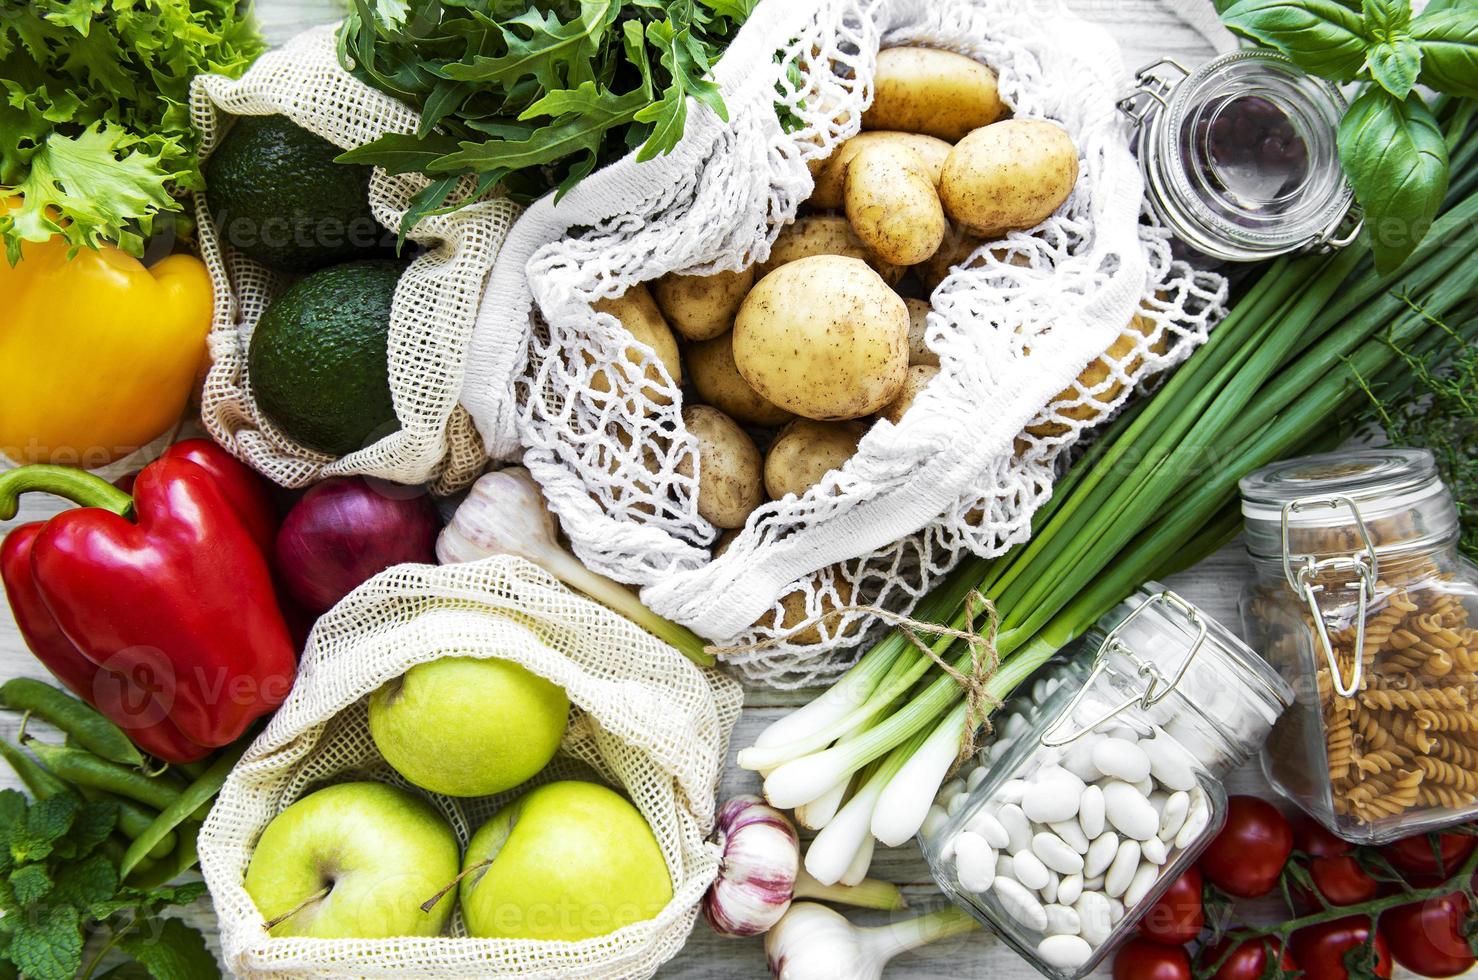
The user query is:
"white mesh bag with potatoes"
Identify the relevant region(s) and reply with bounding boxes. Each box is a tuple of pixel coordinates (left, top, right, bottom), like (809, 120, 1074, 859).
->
(191, 26, 520, 494)
(460, 0, 1226, 686)
(199, 555, 742, 978)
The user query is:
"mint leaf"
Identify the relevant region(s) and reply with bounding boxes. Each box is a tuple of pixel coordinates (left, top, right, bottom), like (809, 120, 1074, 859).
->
(8, 864, 51, 906)
(1411, 8, 1478, 97)
(1337, 87, 1449, 275)
(9, 794, 76, 865)
(1220, 0, 1369, 80)
(116, 917, 218, 980)
(53, 853, 118, 909)
(55, 799, 116, 860)
(1366, 37, 1423, 96)
(9, 904, 82, 980)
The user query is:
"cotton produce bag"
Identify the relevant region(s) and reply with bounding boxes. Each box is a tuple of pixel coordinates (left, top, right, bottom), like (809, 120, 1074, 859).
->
(459, 0, 1227, 686)
(191, 27, 521, 494)
(200, 555, 741, 978)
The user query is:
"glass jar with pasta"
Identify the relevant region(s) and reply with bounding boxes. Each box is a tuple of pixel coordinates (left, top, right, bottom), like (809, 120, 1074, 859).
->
(1240, 448, 1478, 843)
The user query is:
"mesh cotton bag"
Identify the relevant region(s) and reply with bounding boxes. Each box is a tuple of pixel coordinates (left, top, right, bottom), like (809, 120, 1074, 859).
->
(191, 26, 521, 494)
(199, 555, 742, 979)
(459, 0, 1228, 686)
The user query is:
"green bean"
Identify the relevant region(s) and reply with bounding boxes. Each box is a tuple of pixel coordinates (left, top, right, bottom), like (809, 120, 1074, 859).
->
(125, 821, 200, 889)
(78, 788, 177, 861)
(22, 740, 179, 811)
(120, 743, 244, 877)
(0, 737, 68, 799)
(0, 678, 145, 767)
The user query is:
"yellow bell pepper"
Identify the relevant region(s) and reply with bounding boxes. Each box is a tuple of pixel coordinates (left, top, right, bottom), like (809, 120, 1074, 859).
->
(0, 207, 213, 467)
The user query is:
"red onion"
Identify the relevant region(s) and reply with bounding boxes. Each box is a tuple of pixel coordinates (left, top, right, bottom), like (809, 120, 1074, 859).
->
(275, 477, 440, 614)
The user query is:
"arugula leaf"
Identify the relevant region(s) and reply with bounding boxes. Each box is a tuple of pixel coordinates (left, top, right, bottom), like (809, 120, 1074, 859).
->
(1411, 8, 1478, 97)
(336, 133, 464, 175)
(1220, 0, 1369, 80)
(116, 917, 216, 980)
(8, 904, 81, 980)
(1337, 87, 1449, 275)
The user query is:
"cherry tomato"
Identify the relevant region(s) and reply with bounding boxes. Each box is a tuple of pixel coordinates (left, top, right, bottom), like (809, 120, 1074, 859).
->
(1293, 814, 1352, 858)
(1113, 937, 1191, 980)
(1200, 796, 1294, 898)
(1381, 891, 1476, 978)
(1383, 832, 1476, 883)
(1200, 935, 1297, 980)
(1291, 916, 1391, 980)
(1307, 855, 1378, 906)
(1139, 866, 1204, 945)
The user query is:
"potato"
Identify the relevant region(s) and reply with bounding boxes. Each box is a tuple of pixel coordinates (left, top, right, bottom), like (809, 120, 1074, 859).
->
(734, 255, 908, 421)
(916, 227, 984, 293)
(764, 419, 866, 500)
(678, 405, 764, 529)
(590, 284, 683, 405)
(940, 119, 1079, 235)
(863, 47, 1005, 142)
(685, 332, 794, 427)
(764, 570, 860, 644)
(844, 142, 946, 266)
(652, 267, 755, 342)
(1027, 310, 1166, 438)
(879, 364, 940, 424)
(809, 131, 952, 210)
(904, 299, 939, 367)
(757, 215, 903, 285)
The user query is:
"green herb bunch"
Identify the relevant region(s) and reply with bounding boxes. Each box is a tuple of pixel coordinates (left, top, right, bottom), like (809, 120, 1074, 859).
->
(337, 0, 758, 233)
(1216, 0, 1476, 274)
(1355, 297, 1478, 562)
(0, 790, 215, 980)
(0, 0, 265, 264)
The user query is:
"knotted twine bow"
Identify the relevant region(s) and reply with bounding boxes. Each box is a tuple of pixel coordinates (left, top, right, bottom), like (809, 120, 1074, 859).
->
(705, 590, 1003, 768)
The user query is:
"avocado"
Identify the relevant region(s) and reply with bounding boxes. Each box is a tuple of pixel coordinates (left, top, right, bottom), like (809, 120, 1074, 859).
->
(249, 261, 402, 456)
(205, 114, 387, 272)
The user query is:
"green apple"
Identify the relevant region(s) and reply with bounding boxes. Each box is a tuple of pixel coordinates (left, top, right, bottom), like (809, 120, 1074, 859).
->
(244, 781, 459, 939)
(459, 780, 673, 940)
(367, 655, 569, 797)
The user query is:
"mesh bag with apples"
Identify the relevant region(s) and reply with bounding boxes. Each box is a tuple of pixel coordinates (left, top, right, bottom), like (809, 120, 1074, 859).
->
(459, 0, 1226, 688)
(199, 555, 743, 978)
(191, 26, 521, 495)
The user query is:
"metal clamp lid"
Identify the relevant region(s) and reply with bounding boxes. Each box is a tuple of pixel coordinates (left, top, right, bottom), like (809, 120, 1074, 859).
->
(1281, 495, 1380, 698)
(1040, 591, 1207, 747)
(1116, 58, 1189, 126)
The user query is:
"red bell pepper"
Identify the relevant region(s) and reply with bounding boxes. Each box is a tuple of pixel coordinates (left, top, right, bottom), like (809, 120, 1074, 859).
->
(0, 456, 296, 762)
(119, 438, 280, 556)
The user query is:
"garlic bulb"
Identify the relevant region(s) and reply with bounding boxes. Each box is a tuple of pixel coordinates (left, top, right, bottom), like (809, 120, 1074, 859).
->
(704, 795, 904, 938)
(765, 902, 978, 980)
(439, 467, 712, 664)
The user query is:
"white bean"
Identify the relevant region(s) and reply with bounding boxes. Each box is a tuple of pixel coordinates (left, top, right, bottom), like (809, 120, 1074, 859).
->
(1041, 869, 1059, 904)
(1051, 817, 1092, 855)
(997, 779, 1028, 806)
(1102, 781, 1159, 841)
(1023, 777, 1082, 824)
(1004, 713, 1031, 737)
(1175, 788, 1211, 849)
(1038, 934, 1092, 969)
(954, 831, 996, 893)
(966, 810, 1011, 850)
(1043, 903, 1082, 937)
(994, 876, 1049, 932)
(966, 766, 989, 791)
(947, 790, 969, 816)
(1124, 863, 1160, 908)
(1132, 776, 1155, 797)
(1075, 891, 1114, 946)
(1108, 897, 1125, 924)
(1057, 873, 1084, 906)
(1078, 785, 1105, 840)
(988, 739, 1013, 763)
(1033, 832, 1085, 875)
(1061, 736, 1103, 782)
(997, 853, 1015, 879)
(1081, 874, 1104, 891)
(1084, 832, 1119, 879)
(1108, 725, 1139, 742)
(920, 804, 949, 840)
(1158, 791, 1190, 842)
(1141, 836, 1167, 866)
(940, 778, 965, 802)
(1092, 738, 1152, 783)
(1105, 839, 1141, 898)
(1014, 850, 1051, 891)
(1147, 791, 1169, 820)
(1142, 731, 1198, 792)
(999, 803, 1034, 854)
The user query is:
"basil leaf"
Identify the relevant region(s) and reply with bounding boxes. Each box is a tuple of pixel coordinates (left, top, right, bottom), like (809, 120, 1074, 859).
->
(1411, 8, 1478, 97)
(1220, 0, 1369, 80)
(1337, 88, 1449, 275)
(1360, 0, 1410, 38)
(1366, 37, 1423, 97)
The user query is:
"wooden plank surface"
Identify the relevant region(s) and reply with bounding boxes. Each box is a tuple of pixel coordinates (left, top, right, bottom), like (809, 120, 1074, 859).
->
(4, 3, 1414, 979)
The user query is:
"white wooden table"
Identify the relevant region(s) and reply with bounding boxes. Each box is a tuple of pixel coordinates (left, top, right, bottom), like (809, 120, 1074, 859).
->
(2, 3, 1376, 978)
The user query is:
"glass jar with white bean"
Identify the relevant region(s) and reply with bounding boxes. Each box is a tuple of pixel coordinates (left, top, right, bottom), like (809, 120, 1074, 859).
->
(920, 585, 1293, 979)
